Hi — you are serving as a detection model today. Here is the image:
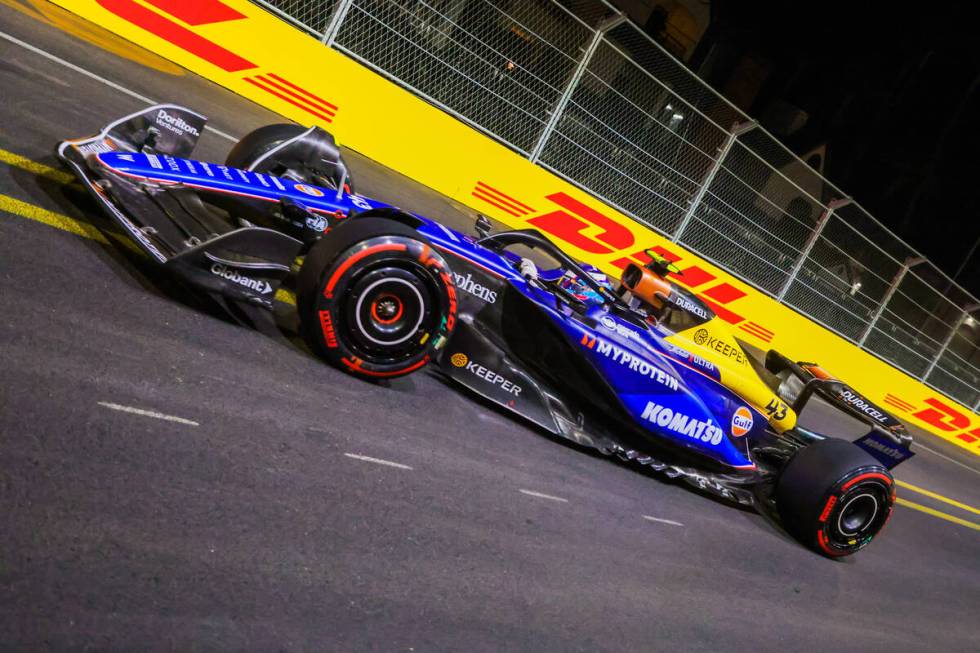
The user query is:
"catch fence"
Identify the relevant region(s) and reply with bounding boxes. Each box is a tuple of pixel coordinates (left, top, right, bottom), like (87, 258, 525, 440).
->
(253, 0, 980, 409)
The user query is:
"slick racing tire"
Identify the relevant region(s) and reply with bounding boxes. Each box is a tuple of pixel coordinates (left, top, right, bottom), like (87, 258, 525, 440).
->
(775, 438, 895, 558)
(225, 123, 354, 193)
(297, 217, 457, 380)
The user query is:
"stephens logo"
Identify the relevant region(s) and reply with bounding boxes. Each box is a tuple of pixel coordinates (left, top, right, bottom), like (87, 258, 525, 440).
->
(731, 406, 753, 437)
(155, 109, 200, 137)
(692, 328, 748, 365)
(453, 272, 497, 303)
(210, 263, 272, 294)
(641, 401, 724, 445)
(294, 183, 325, 197)
(450, 352, 468, 367)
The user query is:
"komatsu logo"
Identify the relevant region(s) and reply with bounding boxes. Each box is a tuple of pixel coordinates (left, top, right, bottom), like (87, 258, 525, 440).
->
(156, 109, 200, 137)
(641, 401, 724, 445)
(453, 272, 497, 303)
(210, 263, 272, 294)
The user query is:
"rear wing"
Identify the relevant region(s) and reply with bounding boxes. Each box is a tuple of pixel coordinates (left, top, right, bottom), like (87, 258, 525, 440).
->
(766, 351, 914, 468)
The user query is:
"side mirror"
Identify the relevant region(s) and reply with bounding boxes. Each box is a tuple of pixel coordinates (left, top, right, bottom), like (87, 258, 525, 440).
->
(475, 214, 492, 238)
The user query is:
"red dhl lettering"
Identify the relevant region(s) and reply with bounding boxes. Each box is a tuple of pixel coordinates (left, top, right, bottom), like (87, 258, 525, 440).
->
(96, 0, 257, 72)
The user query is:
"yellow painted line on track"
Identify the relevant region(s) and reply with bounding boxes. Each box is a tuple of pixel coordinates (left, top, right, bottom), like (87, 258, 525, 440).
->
(0, 189, 297, 305)
(896, 479, 980, 517)
(0, 147, 75, 184)
(895, 497, 980, 532)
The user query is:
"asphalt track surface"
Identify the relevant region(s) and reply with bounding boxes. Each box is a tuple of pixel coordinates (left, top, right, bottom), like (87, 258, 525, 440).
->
(0, 3, 978, 651)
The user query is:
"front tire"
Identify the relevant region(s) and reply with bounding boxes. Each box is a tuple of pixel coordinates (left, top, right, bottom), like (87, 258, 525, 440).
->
(297, 217, 457, 380)
(776, 438, 895, 557)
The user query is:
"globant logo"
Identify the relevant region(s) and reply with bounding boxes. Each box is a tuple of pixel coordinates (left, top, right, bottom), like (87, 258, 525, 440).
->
(210, 263, 272, 294)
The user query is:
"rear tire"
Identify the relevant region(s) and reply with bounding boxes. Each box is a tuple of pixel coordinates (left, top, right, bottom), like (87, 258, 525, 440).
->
(776, 438, 895, 557)
(297, 217, 457, 380)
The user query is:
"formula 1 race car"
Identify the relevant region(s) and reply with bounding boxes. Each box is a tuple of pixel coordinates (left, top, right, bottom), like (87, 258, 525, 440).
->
(58, 105, 914, 557)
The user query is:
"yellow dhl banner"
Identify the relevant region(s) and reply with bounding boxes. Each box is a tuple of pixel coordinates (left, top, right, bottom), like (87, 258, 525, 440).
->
(48, 0, 980, 453)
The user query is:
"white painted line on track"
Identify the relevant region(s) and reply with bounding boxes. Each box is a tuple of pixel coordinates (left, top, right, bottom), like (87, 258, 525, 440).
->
(0, 28, 236, 142)
(97, 401, 199, 426)
(915, 442, 980, 476)
(643, 515, 683, 527)
(343, 453, 413, 470)
(518, 489, 568, 503)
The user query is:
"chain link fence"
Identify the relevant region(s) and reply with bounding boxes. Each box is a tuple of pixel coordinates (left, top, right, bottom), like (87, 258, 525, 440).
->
(252, 0, 980, 409)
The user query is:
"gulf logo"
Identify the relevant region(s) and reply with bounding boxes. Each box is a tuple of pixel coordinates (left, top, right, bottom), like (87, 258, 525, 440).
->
(731, 406, 754, 437)
(294, 183, 325, 197)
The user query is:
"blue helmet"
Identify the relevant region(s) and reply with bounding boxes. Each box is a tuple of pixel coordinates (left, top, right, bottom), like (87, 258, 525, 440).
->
(558, 263, 614, 304)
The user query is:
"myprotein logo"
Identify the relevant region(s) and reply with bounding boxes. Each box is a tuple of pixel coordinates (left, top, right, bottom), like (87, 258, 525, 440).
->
(453, 272, 497, 303)
(210, 263, 272, 294)
(453, 353, 521, 395)
(693, 328, 748, 365)
(840, 389, 889, 423)
(156, 109, 200, 137)
(641, 401, 724, 446)
(589, 336, 679, 391)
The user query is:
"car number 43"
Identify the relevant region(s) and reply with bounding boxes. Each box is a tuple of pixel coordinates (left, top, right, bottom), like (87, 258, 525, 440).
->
(765, 398, 788, 421)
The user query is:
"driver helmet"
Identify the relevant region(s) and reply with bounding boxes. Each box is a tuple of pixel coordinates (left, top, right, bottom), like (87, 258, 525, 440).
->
(558, 263, 614, 304)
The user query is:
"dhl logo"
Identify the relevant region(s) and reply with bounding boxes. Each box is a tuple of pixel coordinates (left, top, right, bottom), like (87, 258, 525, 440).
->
(88, 0, 980, 452)
(470, 184, 775, 343)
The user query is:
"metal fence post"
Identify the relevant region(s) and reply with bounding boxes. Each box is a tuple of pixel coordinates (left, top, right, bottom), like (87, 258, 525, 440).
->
(776, 198, 851, 300)
(671, 120, 756, 243)
(923, 312, 967, 379)
(858, 257, 924, 347)
(322, 0, 355, 46)
(529, 12, 627, 163)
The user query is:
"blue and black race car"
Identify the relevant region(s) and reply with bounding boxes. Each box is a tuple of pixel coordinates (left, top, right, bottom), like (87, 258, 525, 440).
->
(58, 105, 914, 557)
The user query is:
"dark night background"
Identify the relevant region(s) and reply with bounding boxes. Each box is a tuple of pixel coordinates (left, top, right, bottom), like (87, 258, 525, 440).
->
(684, 0, 979, 297)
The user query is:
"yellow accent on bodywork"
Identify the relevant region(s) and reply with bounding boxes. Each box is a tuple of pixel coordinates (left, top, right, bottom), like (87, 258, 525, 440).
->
(669, 318, 796, 432)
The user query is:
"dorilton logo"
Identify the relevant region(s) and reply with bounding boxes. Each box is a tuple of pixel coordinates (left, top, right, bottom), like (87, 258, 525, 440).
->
(454, 354, 521, 395)
(585, 334, 679, 391)
(731, 406, 753, 437)
(210, 263, 272, 294)
(155, 109, 200, 137)
(641, 401, 724, 446)
(453, 272, 497, 303)
(693, 328, 748, 365)
(840, 390, 889, 423)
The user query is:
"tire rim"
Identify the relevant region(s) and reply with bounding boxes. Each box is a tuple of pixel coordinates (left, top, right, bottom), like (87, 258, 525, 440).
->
(837, 493, 879, 536)
(342, 264, 437, 363)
